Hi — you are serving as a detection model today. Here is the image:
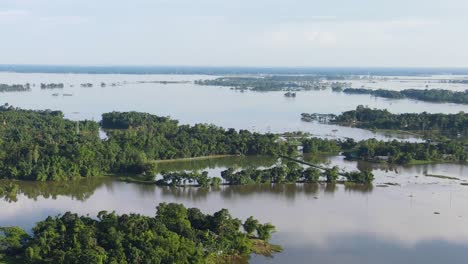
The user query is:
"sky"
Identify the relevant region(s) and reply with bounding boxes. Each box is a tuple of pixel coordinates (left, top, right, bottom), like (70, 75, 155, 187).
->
(1, 0, 468, 67)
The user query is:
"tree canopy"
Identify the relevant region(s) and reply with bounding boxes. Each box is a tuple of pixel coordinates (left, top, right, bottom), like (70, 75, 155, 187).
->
(341, 88, 468, 104)
(0, 203, 278, 264)
(332, 106, 467, 137)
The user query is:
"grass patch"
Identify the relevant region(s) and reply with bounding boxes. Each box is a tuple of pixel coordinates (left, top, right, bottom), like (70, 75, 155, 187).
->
(152, 155, 235, 164)
(109, 173, 156, 185)
(407, 160, 435, 165)
(206, 254, 249, 264)
(343, 181, 358, 187)
(250, 239, 283, 257)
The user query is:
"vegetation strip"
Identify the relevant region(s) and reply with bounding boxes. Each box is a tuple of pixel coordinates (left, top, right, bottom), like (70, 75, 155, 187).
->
(0, 105, 465, 183)
(302, 106, 467, 139)
(341, 88, 468, 105)
(0, 203, 280, 264)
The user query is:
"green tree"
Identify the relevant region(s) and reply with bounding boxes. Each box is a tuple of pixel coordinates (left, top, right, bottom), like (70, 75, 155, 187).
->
(325, 166, 339, 183)
(256, 223, 276, 241)
(243, 216, 260, 236)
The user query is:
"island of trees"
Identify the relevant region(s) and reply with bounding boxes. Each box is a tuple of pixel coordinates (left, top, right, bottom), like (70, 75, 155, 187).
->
(297, 136, 466, 165)
(0, 84, 31, 93)
(40, 83, 64, 89)
(302, 106, 468, 139)
(340, 88, 468, 104)
(334, 106, 467, 134)
(339, 138, 466, 164)
(195, 76, 348, 92)
(0, 203, 279, 263)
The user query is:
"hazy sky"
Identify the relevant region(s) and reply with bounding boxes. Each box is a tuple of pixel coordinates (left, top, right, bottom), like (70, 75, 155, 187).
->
(1, 0, 468, 67)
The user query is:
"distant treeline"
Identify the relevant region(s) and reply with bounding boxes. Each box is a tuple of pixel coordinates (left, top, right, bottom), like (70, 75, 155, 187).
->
(0, 203, 278, 263)
(195, 76, 347, 91)
(341, 88, 468, 104)
(330, 106, 468, 137)
(441, 79, 468, 84)
(3, 64, 468, 75)
(40, 83, 64, 89)
(0, 83, 31, 92)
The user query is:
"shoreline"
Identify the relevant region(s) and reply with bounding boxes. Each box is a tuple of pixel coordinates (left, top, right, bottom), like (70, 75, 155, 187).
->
(151, 154, 238, 163)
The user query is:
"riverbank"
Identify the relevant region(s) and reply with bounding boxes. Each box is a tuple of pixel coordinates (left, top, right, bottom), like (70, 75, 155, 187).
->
(152, 154, 237, 163)
(206, 239, 282, 264)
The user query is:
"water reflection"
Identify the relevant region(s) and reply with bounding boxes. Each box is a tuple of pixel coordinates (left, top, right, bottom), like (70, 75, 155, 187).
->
(1, 156, 468, 264)
(303, 154, 468, 183)
(0, 179, 373, 205)
(2, 176, 468, 264)
(0, 177, 109, 202)
(1, 155, 466, 205)
(252, 234, 468, 264)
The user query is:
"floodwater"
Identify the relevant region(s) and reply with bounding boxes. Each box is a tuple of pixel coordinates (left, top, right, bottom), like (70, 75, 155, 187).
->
(347, 74, 468, 92)
(1, 72, 467, 263)
(1, 72, 467, 141)
(1, 156, 468, 264)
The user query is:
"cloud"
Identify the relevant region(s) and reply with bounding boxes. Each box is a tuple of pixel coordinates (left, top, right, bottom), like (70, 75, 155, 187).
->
(261, 26, 338, 48)
(383, 18, 440, 28)
(0, 9, 31, 23)
(39, 15, 90, 26)
(256, 17, 442, 49)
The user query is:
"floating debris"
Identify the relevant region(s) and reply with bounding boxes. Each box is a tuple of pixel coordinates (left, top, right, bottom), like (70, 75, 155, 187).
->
(384, 182, 401, 186)
(425, 174, 460, 180)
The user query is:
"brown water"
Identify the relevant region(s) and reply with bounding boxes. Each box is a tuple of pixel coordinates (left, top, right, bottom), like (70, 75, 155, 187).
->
(1, 156, 467, 264)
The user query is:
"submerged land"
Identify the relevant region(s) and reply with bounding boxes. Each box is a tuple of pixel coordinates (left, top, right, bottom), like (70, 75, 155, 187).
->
(0, 68, 468, 263)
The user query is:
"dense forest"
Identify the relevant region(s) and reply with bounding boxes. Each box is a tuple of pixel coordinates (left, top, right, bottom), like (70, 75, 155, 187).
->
(315, 106, 468, 137)
(341, 88, 468, 104)
(0, 106, 291, 181)
(297, 135, 466, 165)
(340, 138, 466, 164)
(195, 76, 346, 91)
(0, 105, 105, 181)
(0, 203, 279, 263)
(101, 111, 293, 174)
(0, 105, 464, 181)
